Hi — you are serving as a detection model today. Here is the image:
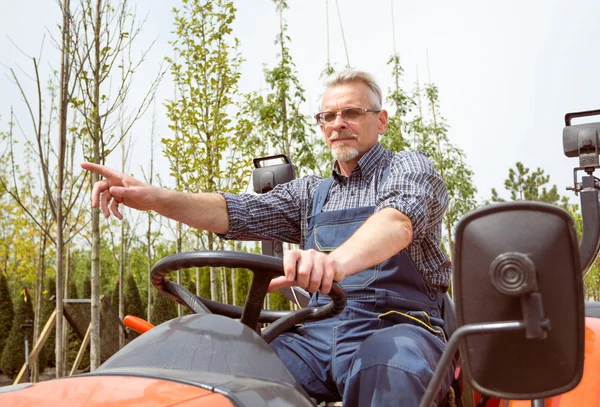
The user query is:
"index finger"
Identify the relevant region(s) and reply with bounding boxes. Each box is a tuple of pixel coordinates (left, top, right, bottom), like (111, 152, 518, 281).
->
(81, 162, 122, 179)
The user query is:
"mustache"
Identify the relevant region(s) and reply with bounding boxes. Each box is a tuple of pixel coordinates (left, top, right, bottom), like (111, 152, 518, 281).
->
(329, 132, 357, 141)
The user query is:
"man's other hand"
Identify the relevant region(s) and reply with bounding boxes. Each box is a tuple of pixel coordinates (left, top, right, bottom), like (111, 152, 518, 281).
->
(268, 249, 345, 295)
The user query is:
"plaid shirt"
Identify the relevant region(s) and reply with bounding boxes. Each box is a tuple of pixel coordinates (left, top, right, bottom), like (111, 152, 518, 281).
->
(219, 143, 451, 291)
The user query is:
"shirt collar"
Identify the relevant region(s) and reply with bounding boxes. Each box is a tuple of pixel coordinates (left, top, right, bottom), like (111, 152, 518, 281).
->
(332, 142, 384, 181)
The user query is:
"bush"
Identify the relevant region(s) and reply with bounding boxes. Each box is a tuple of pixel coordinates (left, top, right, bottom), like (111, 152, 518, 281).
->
(1, 288, 35, 379)
(0, 272, 14, 369)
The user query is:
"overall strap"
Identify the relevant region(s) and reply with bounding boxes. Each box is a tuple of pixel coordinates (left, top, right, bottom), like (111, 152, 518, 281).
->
(311, 158, 392, 216)
(312, 176, 335, 215)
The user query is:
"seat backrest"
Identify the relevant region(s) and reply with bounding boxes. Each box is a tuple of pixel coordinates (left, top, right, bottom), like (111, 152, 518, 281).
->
(442, 292, 457, 339)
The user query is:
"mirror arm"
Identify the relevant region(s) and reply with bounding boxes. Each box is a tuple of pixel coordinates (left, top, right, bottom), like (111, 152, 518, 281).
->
(420, 320, 536, 407)
(577, 174, 600, 274)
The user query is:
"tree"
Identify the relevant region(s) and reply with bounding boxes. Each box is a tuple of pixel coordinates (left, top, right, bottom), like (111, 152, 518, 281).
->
(0, 272, 15, 366)
(422, 81, 477, 256)
(151, 287, 178, 326)
(164, 0, 258, 303)
(243, 0, 319, 175)
(70, 0, 162, 370)
(381, 54, 412, 153)
(111, 280, 120, 311)
(125, 273, 144, 319)
(490, 162, 561, 204)
(0, 288, 34, 379)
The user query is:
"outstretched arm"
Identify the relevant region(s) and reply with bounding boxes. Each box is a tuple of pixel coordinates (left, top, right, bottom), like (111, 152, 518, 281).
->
(81, 162, 230, 234)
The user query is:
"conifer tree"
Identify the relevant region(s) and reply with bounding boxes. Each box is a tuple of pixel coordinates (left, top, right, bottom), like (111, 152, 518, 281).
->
(125, 274, 144, 319)
(111, 281, 120, 311)
(150, 290, 178, 326)
(0, 272, 14, 367)
(0, 288, 34, 379)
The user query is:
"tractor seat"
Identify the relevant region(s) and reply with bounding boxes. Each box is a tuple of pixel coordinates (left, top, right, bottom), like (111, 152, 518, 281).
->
(441, 292, 457, 339)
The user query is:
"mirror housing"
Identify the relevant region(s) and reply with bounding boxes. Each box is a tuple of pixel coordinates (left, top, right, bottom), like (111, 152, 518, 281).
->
(453, 202, 584, 400)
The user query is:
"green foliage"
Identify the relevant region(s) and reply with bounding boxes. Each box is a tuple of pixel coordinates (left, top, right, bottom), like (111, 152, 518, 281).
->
(111, 280, 120, 310)
(269, 290, 291, 311)
(242, 0, 325, 176)
(150, 284, 178, 326)
(490, 162, 561, 204)
(164, 0, 256, 196)
(419, 83, 477, 254)
(82, 276, 92, 299)
(235, 268, 252, 307)
(1, 288, 34, 379)
(0, 272, 14, 367)
(381, 54, 412, 153)
(125, 274, 144, 319)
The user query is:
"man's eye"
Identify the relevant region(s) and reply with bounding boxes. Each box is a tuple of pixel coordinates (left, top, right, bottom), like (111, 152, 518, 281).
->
(343, 109, 362, 120)
(323, 112, 337, 122)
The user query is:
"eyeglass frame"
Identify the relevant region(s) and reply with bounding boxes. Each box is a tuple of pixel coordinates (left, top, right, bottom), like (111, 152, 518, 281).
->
(313, 107, 381, 126)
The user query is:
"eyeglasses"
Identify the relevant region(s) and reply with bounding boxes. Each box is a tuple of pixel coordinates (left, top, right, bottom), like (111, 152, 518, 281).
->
(314, 107, 381, 126)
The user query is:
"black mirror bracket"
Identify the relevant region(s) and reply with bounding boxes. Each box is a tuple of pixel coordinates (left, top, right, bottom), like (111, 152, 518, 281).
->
(489, 252, 549, 339)
(571, 172, 600, 273)
(420, 320, 529, 407)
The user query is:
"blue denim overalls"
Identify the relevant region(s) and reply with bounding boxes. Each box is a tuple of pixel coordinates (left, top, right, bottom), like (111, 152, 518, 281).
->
(270, 165, 454, 407)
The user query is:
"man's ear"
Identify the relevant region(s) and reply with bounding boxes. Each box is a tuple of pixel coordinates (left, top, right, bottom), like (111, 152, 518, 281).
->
(378, 110, 389, 134)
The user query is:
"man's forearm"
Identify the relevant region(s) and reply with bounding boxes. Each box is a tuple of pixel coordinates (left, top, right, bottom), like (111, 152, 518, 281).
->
(329, 208, 412, 277)
(154, 189, 230, 235)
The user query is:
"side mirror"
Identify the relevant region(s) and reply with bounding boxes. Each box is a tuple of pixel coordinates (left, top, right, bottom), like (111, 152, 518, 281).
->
(453, 202, 584, 399)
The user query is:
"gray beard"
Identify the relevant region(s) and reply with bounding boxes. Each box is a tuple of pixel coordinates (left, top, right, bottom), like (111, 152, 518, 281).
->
(332, 144, 359, 162)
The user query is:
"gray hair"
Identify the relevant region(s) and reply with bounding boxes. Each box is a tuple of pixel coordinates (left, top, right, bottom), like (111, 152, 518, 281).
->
(323, 69, 383, 110)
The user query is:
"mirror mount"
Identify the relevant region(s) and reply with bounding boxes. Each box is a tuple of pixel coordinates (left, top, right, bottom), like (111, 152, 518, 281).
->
(563, 109, 600, 274)
(489, 252, 548, 339)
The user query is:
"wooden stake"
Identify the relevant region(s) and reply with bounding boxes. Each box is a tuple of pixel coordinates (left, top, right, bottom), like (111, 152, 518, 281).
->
(13, 310, 57, 385)
(69, 323, 91, 376)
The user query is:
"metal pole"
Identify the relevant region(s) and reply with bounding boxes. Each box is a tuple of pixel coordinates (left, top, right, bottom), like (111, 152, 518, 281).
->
(532, 400, 546, 407)
(419, 321, 527, 407)
(24, 332, 29, 383)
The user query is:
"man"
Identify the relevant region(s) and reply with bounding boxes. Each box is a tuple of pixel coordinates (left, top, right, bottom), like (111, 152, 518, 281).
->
(83, 69, 454, 406)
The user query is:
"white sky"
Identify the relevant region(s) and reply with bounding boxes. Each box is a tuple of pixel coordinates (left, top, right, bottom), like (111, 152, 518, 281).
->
(1, 0, 599, 203)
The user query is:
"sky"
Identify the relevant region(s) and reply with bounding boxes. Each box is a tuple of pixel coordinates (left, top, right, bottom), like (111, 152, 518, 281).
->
(1, 0, 599, 204)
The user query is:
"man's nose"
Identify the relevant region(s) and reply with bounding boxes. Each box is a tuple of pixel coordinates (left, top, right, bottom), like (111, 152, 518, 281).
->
(330, 112, 348, 130)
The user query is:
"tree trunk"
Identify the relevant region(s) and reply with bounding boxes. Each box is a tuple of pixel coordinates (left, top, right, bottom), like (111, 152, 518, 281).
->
(119, 220, 125, 348)
(32, 231, 47, 382)
(54, 0, 71, 379)
(146, 215, 152, 322)
(195, 233, 201, 296)
(209, 233, 217, 301)
(176, 221, 183, 316)
(62, 232, 71, 376)
(118, 141, 126, 348)
(89, 0, 103, 371)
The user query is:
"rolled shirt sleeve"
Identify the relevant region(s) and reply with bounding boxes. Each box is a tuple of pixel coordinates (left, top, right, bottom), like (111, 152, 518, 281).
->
(375, 152, 448, 246)
(216, 176, 319, 244)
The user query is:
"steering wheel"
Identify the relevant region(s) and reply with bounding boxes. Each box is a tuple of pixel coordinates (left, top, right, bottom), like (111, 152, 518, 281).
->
(150, 250, 347, 343)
